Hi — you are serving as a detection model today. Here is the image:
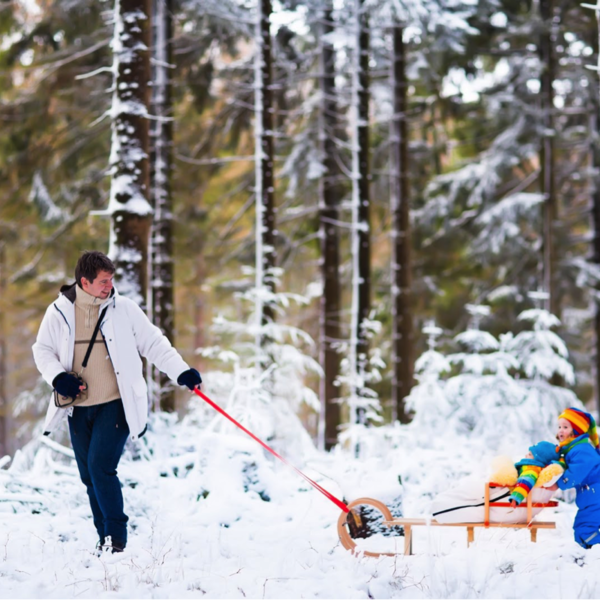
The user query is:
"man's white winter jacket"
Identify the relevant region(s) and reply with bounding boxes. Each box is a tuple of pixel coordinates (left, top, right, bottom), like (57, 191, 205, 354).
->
(33, 284, 191, 440)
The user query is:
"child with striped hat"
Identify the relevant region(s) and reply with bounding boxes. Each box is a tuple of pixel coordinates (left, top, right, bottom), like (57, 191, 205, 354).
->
(552, 407, 600, 548)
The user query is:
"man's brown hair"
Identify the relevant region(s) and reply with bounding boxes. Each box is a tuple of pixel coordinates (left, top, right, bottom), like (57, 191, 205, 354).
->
(75, 251, 115, 287)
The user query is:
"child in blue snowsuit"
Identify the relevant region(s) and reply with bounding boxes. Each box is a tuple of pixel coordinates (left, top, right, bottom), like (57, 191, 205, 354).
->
(554, 407, 600, 549)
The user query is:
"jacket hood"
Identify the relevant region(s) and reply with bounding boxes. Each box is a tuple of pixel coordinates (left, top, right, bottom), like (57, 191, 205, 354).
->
(59, 282, 77, 303)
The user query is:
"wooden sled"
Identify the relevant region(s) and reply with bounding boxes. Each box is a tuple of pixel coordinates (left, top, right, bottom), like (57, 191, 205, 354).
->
(338, 483, 558, 557)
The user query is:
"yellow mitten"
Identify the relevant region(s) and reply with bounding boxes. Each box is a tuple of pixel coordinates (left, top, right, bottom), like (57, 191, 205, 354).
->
(489, 455, 518, 486)
(536, 462, 564, 487)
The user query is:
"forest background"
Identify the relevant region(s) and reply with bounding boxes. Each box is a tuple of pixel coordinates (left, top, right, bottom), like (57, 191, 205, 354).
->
(1, 0, 600, 458)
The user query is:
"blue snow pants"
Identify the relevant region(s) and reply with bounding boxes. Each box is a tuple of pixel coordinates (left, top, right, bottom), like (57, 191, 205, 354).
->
(68, 399, 130, 547)
(574, 484, 600, 548)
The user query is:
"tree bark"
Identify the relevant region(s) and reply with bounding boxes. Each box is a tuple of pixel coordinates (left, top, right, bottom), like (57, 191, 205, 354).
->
(390, 23, 413, 424)
(589, 0, 600, 430)
(255, 0, 276, 343)
(109, 0, 153, 308)
(0, 244, 7, 458)
(591, 94, 600, 424)
(318, 2, 342, 450)
(539, 0, 557, 315)
(150, 0, 175, 411)
(353, 0, 371, 423)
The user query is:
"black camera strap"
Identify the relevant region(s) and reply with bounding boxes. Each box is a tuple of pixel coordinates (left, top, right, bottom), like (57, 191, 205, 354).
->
(79, 306, 108, 375)
(53, 306, 109, 409)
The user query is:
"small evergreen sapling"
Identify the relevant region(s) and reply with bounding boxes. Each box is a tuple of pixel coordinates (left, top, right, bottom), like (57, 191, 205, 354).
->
(191, 273, 322, 460)
(406, 303, 577, 448)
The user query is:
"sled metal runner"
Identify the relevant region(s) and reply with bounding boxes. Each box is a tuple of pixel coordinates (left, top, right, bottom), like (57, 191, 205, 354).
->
(338, 484, 558, 557)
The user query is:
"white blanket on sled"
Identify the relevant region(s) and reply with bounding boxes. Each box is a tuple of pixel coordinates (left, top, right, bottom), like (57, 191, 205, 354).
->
(430, 477, 555, 524)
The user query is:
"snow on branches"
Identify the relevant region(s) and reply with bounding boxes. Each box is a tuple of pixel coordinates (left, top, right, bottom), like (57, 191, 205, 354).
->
(406, 304, 579, 449)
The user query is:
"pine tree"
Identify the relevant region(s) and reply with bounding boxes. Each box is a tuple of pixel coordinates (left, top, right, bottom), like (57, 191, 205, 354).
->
(539, 0, 557, 314)
(349, 0, 372, 426)
(407, 302, 577, 448)
(0, 0, 113, 451)
(108, 0, 153, 307)
(582, 0, 600, 420)
(0, 243, 7, 458)
(149, 0, 175, 411)
(195, 285, 321, 457)
(318, 1, 342, 450)
(254, 0, 277, 347)
(389, 19, 413, 423)
(414, 0, 597, 338)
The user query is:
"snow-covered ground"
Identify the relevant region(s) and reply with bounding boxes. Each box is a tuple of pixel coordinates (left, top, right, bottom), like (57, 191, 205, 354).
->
(2, 400, 600, 600)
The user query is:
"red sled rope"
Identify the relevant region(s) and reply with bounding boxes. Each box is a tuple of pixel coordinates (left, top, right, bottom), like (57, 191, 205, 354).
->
(193, 388, 349, 513)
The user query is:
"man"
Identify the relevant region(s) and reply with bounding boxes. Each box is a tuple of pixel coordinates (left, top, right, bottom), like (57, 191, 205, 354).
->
(32, 251, 201, 553)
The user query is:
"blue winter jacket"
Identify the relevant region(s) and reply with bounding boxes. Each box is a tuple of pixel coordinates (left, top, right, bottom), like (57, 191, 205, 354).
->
(557, 442, 600, 491)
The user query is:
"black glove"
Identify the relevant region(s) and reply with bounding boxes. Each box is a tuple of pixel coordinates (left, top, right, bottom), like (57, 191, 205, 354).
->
(53, 372, 82, 399)
(177, 368, 202, 390)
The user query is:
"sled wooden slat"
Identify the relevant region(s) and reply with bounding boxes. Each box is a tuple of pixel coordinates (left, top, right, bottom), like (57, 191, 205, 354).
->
(383, 517, 556, 555)
(338, 489, 558, 558)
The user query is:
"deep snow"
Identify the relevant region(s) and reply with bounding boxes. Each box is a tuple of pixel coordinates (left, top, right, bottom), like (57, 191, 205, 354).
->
(1, 399, 600, 600)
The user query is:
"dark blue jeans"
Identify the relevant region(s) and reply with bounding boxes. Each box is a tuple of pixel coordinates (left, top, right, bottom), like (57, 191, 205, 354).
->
(68, 399, 130, 546)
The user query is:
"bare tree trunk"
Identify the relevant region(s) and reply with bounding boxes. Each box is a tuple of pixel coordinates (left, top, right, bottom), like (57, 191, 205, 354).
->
(109, 0, 153, 308)
(318, 1, 342, 450)
(255, 0, 276, 346)
(589, 0, 600, 424)
(593, 147, 600, 421)
(539, 0, 557, 315)
(0, 244, 7, 458)
(354, 0, 371, 424)
(590, 93, 600, 421)
(150, 0, 175, 411)
(194, 254, 205, 355)
(390, 23, 413, 424)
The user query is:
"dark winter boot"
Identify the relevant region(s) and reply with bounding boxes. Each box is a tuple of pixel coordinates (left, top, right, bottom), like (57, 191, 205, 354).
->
(110, 540, 125, 554)
(108, 536, 126, 553)
(98, 536, 126, 554)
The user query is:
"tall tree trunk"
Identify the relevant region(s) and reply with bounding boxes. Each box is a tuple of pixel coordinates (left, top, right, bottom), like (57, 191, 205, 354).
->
(539, 0, 557, 315)
(350, 0, 371, 424)
(254, 0, 276, 347)
(593, 139, 600, 424)
(194, 254, 205, 353)
(0, 244, 7, 458)
(390, 23, 413, 424)
(150, 0, 175, 411)
(109, 0, 153, 308)
(590, 1, 600, 425)
(318, 1, 342, 450)
(591, 93, 600, 422)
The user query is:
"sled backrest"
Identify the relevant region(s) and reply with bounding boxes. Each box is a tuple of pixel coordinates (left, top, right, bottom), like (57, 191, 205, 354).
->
(485, 482, 558, 526)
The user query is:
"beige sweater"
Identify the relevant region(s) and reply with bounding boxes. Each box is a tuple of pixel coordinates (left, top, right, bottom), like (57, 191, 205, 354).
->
(73, 285, 120, 406)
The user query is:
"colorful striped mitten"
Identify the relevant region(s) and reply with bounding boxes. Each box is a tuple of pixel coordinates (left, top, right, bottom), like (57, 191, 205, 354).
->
(509, 464, 542, 505)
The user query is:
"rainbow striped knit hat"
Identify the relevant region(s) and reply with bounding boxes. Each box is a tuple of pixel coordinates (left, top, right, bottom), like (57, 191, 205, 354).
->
(559, 407, 599, 449)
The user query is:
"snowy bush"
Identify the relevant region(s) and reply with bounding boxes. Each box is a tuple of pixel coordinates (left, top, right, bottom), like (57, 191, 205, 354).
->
(406, 307, 579, 451)
(12, 376, 54, 444)
(192, 279, 321, 461)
